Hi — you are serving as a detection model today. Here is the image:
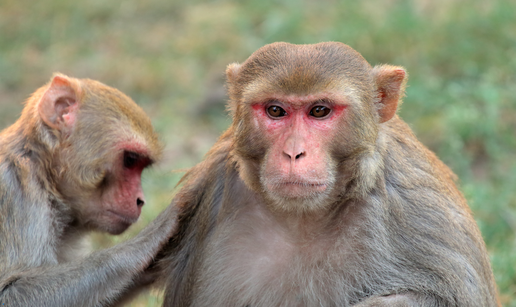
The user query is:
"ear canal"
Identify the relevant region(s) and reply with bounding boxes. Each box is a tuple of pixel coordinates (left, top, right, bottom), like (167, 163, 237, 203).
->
(372, 65, 407, 123)
(38, 73, 81, 131)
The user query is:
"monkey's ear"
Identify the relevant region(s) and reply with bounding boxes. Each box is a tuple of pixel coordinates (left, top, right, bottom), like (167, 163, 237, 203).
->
(226, 63, 241, 116)
(372, 65, 407, 123)
(226, 63, 241, 84)
(38, 74, 81, 132)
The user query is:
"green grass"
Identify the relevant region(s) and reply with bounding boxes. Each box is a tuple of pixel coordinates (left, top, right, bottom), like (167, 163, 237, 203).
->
(1, 0, 515, 305)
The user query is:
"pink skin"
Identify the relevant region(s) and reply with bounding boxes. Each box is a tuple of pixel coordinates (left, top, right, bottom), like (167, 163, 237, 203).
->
(252, 94, 347, 199)
(105, 143, 151, 230)
(109, 162, 146, 220)
(61, 103, 78, 128)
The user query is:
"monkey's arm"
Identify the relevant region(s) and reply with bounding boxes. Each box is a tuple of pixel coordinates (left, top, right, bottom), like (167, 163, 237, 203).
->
(0, 202, 179, 307)
(159, 137, 233, 306)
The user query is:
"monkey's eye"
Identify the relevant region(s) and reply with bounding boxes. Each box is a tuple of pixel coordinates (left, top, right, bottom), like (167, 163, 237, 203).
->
(267, 106, 287, 118)
(123, 151, 140, 169)
(310, 106, 331, 118)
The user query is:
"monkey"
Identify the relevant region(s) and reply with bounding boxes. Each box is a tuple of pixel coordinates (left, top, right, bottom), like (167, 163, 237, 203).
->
(0, 74, 179, 307)
(158, 42, 500, 307)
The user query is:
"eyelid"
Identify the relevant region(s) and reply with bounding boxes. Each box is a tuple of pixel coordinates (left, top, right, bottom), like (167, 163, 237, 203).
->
(123, 151, 140, 169)
(308, 100, 333, 118)
(266, 105, 287, 118)
(264, 100, 288, 118)
(309, 99, 333, 107)
(123, 151, 152, 169)
(310, 106, 331, 118)
(264, 99, 286, 108)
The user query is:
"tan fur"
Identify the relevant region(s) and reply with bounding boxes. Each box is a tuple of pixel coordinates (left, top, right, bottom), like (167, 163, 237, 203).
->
(160, 42, 499, 307)
(0, 74, 178, 307)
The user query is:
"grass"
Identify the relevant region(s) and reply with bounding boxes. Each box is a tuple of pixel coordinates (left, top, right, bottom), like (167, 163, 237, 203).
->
(0, 0, 515, 305)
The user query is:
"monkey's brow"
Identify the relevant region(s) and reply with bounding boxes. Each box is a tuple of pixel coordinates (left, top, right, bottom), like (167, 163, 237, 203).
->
(314, 98, 333, 104)
(260, 95, 338, 105)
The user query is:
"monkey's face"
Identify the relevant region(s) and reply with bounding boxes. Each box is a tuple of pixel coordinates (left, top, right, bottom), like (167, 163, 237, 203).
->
(86, 148, 152, 235)
(226, 42, 403, 213)
(50, 82, 162, 235)
(240, 93, 352, 214)
(227, 42, 378, 213)
(56, 139, 154, 235)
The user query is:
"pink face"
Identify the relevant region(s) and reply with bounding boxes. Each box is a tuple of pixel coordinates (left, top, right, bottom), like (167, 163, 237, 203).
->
(98, 144, 152, 235)
(251, 94, 347, 202)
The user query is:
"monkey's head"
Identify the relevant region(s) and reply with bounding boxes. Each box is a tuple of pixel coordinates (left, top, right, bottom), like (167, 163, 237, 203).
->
(33, 74, 163, 234)
(226, 42, 407, 213)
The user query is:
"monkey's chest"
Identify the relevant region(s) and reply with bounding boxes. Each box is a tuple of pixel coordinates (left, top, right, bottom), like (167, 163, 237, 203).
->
(191, 221, 352, 306)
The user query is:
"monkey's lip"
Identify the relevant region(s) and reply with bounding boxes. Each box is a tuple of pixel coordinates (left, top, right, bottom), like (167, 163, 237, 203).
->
(276, 181, 328, 195)
(281, 181, 326, 187)
(106, 210, 139, 225)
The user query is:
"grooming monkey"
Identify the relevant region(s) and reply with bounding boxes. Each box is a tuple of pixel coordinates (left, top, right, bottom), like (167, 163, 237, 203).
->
(0, 74, 178, 306)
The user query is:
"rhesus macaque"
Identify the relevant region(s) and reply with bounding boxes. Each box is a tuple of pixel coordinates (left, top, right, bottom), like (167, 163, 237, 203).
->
(0, 74, 178, 306)
(159, 42, 499, 307)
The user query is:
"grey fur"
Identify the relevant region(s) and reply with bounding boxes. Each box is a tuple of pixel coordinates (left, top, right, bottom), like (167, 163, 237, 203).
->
(159, 43, 498, 307)
(0, 76, 178, 307)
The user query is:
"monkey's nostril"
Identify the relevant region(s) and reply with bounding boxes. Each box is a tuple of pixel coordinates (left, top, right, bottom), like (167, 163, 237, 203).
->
(284, 151, 304, 161)
(137, 198, 145, 207)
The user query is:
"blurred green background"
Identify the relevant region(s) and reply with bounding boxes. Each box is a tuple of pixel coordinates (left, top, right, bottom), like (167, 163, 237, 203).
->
(1, 0, 515, 305)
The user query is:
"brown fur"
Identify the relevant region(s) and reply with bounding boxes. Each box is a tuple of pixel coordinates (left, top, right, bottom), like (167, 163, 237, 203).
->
(0, 74, 178, 306)
(159, 42, 499, 306)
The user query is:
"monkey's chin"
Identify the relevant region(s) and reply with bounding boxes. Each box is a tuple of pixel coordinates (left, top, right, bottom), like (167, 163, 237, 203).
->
(103, 210, 138, 235)
(264, 182, 332, 213)
(88, 218, 132, 235)
(276, 182, 327, 198)
(105, 224, 131, 235)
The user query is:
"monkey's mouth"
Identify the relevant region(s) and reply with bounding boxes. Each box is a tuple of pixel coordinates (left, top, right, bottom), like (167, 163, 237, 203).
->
(106, 210, 139, 225)
(274, 181, 328, 197)
(282, 182, 326, 188)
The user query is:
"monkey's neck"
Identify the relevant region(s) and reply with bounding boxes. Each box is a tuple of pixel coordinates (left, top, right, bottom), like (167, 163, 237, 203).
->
(56, 225, 91, 262)
(257, 201, 348, 242)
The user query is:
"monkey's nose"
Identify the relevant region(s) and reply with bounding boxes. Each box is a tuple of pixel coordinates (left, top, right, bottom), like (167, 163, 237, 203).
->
(282, 136, 306, 162)
(137, 198, 145, 207)
(283, 151, 305, 161)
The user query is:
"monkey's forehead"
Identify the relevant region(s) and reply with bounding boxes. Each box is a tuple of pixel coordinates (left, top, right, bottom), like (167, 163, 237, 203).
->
(76, 80, 163, 157)
(79, 80, 154, 128)
(250, 41, 361, 56)
(235, 42, 373, 97)
(243, 42, 371, 73)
